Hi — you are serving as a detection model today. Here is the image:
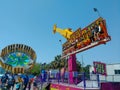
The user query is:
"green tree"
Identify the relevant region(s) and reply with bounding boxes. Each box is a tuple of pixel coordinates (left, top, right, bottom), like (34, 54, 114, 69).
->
(48, 55, 67, 70)
(48, 55, 81, 72)
(83, 65, 91, 79)
(27, 55, 82, 75)
(76, 60, 82, 72)
(26, 63, 41, 75)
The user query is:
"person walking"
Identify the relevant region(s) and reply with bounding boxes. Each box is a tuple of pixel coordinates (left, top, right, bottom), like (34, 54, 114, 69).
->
(23, 74, 29, 90)
(18, 76, 23, 90)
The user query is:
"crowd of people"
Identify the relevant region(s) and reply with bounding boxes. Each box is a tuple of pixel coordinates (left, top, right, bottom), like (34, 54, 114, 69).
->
(0, 72, 40, 90)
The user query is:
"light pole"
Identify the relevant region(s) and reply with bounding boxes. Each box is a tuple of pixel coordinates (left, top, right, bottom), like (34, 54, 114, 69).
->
(59, 39, 63, 56)
(81, 55, 84, 72)
(93, 8, 101, 17)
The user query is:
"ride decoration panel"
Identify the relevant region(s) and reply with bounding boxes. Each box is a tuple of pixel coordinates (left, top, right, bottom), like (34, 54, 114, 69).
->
(0, 44, 37, 73)
(5, 52, 30, 67)
(62, 17, 111, 57)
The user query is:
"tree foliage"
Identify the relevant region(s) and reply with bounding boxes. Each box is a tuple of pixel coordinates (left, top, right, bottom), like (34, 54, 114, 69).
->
(27, 55, 87, 75)
(26, 63, 41, 75)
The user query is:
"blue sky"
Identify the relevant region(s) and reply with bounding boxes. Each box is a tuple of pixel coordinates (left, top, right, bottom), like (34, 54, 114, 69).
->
(0, 0, 120, 65)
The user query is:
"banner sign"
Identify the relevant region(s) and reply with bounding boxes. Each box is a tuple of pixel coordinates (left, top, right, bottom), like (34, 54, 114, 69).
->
(93, 61, 107, 75)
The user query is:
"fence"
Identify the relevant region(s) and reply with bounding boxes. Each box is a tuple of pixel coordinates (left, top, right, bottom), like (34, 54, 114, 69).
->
(99, 75, 120, 82)
(37, 72, 100, 89)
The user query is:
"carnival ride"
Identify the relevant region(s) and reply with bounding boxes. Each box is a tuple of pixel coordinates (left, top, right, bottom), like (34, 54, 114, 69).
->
(53, 17, 111, 58)
(53, 17, 111, 85)
(0, 44, 36, 74)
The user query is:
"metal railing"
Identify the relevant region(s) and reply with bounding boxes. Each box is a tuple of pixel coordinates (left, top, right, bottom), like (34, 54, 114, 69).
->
(37, 72, 100, 89)
(99, 75, 120, 82)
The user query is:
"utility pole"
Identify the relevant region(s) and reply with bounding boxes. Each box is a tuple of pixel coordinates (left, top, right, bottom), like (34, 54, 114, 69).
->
(81, 55, 84, 72)
(59, 39, 62, 54)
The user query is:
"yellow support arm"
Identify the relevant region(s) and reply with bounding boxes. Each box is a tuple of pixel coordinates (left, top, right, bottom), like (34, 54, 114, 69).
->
(53, 24, 73, 40)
